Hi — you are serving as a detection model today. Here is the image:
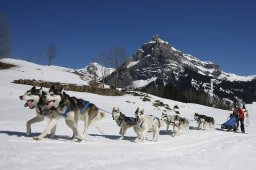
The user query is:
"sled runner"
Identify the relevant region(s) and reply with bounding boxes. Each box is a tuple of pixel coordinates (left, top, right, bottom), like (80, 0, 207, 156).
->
(221, 116, 239, 131)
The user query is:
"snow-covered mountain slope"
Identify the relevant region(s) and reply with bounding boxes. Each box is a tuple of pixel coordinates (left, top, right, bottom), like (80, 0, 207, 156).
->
(77, 62, 115, 81)
(0, 57, 256, 170)
(1, 58, 89, 85)
(0, 59, 114, 86)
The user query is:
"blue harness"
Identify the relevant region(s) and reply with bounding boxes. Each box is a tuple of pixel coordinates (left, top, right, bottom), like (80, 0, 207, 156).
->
(128, 117, 137, 125)
(60, 101, 90, 117)
(61, 103, 71, 117)
(80, 101, 90, 113)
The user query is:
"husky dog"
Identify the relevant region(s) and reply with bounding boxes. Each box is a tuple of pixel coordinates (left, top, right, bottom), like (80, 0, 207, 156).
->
(19, 86, 57, 138)
(194, 113, 215, 130)
(34, 83, 106, 141)
(173, 115, 189, 136)
(112, 107, 137, 140)
(161, 113, 176, 134)
(134, 107, 161, 142)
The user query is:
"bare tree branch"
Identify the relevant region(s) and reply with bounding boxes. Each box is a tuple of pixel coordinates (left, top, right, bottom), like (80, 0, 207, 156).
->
(97, 45, 128, 88)
(47, 44, 57, 66)
(0, 14, 11, 58)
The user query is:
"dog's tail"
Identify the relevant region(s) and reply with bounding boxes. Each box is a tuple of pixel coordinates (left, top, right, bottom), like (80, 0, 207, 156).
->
(212, 118, 215, 127)
(156, 117, 162, 128)
(100, 111, 108, 119)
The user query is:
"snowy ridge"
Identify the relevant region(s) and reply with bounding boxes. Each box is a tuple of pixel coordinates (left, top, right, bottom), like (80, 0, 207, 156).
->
(218, 71, 256, 82)
(77, 62, 115, 81)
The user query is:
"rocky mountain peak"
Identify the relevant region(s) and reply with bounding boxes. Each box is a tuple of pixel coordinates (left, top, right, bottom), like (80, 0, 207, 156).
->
(105, 35, 256, 108)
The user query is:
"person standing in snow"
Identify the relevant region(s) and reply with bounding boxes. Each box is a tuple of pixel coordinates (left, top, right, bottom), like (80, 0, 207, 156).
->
(235, 106, 245, 133)
(242, 104, 250, 127)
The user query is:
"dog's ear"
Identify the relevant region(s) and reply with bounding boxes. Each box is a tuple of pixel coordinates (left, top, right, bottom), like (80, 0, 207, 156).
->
(112, 107, 115, 112)
(141, 109, 144, 114)
(39, 88, 43, 95)
(31, 86, 36, 90)
(117, 107, 119, 112)
(60, 86, 64, 94)
(42, 91, 46, 96)
(135, 107, 139, 113)
(54, 83, 64, 93)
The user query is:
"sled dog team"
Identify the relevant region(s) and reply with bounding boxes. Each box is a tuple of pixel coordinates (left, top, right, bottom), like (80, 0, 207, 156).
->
(20, 84, 215, 142)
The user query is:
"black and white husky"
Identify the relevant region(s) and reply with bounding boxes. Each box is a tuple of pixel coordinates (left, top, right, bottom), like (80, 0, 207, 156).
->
(19, 86, 57, 138)
(194, 113, 215, 130)
(112, 107, 137, 140)
(134, 107, 161, 142)
(35, 83, 106, 141)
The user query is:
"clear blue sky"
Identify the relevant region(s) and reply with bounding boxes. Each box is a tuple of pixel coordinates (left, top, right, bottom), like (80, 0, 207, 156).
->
(1, 0, 255, 75)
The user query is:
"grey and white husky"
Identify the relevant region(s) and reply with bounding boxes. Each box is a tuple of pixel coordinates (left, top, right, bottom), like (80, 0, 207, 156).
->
(161, 113, 176, 134)
(19, 86, 57, 138)
(134, 107, 161, 142)
(173, 115, 190, 136)
(35, 83, 106, 141)
(112, 107, 137, 140)
(194, 113, 215, 130)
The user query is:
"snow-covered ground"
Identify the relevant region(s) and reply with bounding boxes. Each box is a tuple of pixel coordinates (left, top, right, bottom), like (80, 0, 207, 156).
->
(0, 59, 255, 170)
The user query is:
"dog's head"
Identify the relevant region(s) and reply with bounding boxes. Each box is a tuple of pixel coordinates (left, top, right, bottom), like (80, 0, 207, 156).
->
(44, 83, 64, 110)
(19, 86, 44, 109)
(161, 113, 168, 122)
(112, 107, 121, 120)
(174, 115, 180, 125)
(135, 107, 144, 122)
(194, 113, 199, 120)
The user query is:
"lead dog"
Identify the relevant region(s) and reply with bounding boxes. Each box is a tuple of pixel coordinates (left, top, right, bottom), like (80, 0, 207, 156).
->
(112, 107, 138, 140)
(194, 113, 215, 130)
(19, 86, 57, 138)
(134, 107, 161, 142)
(35, 83, 106, 141)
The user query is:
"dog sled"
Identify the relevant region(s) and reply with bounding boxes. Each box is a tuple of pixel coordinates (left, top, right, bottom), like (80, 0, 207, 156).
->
(221, 116, 239, 131)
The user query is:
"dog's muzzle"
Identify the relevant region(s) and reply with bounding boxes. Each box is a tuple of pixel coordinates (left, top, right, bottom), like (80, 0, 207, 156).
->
(136, 116, 140, 122)
(45, 100, 55, 110)
(24, 100, 35, 109)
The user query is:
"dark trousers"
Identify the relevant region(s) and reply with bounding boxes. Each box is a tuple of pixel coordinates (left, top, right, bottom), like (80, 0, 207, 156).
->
(239, 118, 245, 133)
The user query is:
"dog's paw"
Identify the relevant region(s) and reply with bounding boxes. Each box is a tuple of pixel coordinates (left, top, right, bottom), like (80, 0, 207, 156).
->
(46, 134, 55, 139)
(73, 138, 83, 142)
(33, 136, 42, 141)
(74, 135, 85, 142)
(118, 136, 124, 140)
